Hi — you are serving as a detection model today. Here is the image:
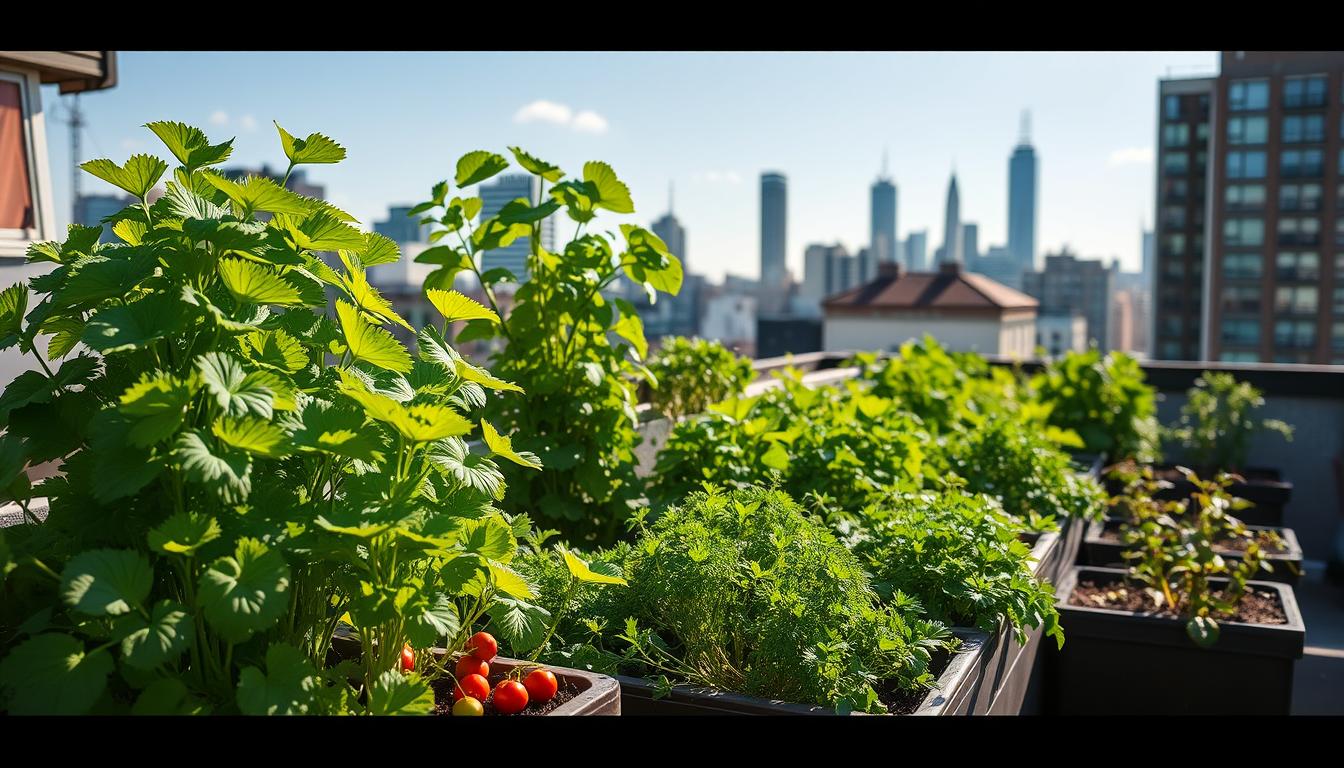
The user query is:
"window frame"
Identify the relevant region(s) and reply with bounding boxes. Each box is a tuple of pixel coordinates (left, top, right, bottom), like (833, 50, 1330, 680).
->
(0, 67, 55, 258)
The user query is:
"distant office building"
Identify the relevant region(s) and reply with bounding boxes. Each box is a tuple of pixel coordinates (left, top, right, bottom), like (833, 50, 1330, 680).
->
(477, 174, 555, 284)
(1036, 313, 1087, 357)
(760, 172, 788, 301)
(1022, 246, 1115, 349)
(972, 244, 1023, 290)
(1151, 75, 1213, 361)
(905, 230, 928, 271)
(1115, 268, 1152, 356)
(373, 205, 428, 245)
(1008, 111, 1038, 275)
(73, 193, 135, 242)
(651, 185, 687, 273)
(962, 222, 980, 265)
(938, 172, 962, 265)
(823, 262, 1038, 357)
(1141, 228, 1155, 283)
(870, 157, 897, 282)
(800, 243, 859, 314)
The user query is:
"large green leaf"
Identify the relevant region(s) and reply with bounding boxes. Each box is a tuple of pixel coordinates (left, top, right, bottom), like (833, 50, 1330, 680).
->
(562, 548, 628, 585)
(118, 370, 198, 447)
(236, 643, 322, 715)
(285, 211, 366, 253)
(218, 259, 303, 305)
(198, 538, 291, 643)
(145, 121, 234, 173)
(60, 549, 152, 617)
(426, 289, 498, 324)
(81, 292, 187, 354)
(454, 150, 509, 188)
(359, 232, 400, 266)
(0, 282, 28, 350)
(116, 599, 193, 669)
(196, 352, 276, 419)
(240, 329, 308, 374)
(343, 265, 412, 331)
(201, 172, 313, 217)
(148, 511, 221, 556)
(584, 161, 634, 213)
(455, 359, 523, 393)
(291, 399, 384, 462)
(80, 154, 168, 199)
(458, 516, 515, 560)
(0, 634, 113, 715)
(275, 122, 347, 166)
(212, 416, 290, 458)
(368, 669, 434, 715)
(336, 300, 412, 374)
(88, 411, 163, 502)
(132, 678, 209, 715)
(172, 430, 252, 504)
(484, 596, 550, 650)
(508, 147, 564, 182)
(405, 592, 460, 648)
(481, 420, 541, 470)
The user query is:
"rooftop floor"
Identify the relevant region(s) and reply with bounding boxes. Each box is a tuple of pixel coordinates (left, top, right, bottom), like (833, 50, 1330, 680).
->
(1293, 562, 1344, 715)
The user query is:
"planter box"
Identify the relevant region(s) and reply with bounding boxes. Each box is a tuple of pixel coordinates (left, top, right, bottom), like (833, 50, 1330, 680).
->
(429, 652, 621, 716)
(1104, 464, 1293, 527)
(612, 628, 991, 715)
(1081, 518, 1303, 585)
(1045, 566, 1305, 715)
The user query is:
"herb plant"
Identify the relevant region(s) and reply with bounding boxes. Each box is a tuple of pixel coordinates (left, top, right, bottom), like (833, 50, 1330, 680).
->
(1166, 372, 1293, 473)
(409, 150, 682, 545)
(0, 120, 548, 715)
(1030, 349, 1161, 463)
(644, 335, 755, 421)
(1111, 465, 1275, 647)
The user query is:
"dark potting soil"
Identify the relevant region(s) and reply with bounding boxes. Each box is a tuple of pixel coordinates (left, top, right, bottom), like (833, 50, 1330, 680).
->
(1068, 579, 1287, 625)
(432, 671, 582, 716)
(877, 646, 954, 715)
(1096, 526, 1288, 554)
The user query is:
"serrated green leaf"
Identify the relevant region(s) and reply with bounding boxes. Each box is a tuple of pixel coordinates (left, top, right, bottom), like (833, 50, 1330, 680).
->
(148, 511, 222, 556)
(563, 548, 627, 585)
(0, 283, 28, 350)
(368, 669, 434, 715)
(118, 369, 198, 447)
(454, 150, 510, 188)
(199, 538, 291, 643)
(145, 120, 234, 173)
(212, 416, 290, 458)
(201, 171, 313, 217)
(426, 288, 498, 324)
(218, 258, 303, 305)
(336, 300, 411, 373)
(508, 147, 564, 182)
(484, 596, 549, 649)
(81, 154, 168, 199)
(275, 122, 346, 166)
(481, 420, 541, 470)
(584, 160, 634, 213)
(455, 359, 522, 393)
(197, 352, 276, 419)
(360, 232, 400, 266)
(173, 430, 252, 504)
(81, 292, 187, 354)
(60, 549, 152, 617)
(488, 562, 535, 599)
(237, 643, 322, 715)
(0, 634, 113, 715)
(406, 592, 460, 648)
(116, 599, 193, 670)
(240, 329, 308, 374)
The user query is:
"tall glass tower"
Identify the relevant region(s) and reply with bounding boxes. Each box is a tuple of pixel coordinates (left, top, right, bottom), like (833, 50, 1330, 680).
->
(939, 172, 961, 265)
(1007, 110, 1038, 276)
(869, 151, 897, 281)
(760, 172, 787, 288)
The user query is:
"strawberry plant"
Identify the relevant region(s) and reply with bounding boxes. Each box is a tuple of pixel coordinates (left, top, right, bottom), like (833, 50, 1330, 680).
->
(0, 120, 548, 715)
(1165, 372, 1293, 474)
(409, 150, 682, 546)
(644, 335, 755, 421)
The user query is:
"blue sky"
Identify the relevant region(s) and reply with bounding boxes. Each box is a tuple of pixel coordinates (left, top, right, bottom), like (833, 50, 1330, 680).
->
(42, 51, 1220, 280)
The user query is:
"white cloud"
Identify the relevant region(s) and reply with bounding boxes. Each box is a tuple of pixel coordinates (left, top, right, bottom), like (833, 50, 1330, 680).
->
(209, 110, 229, 126)
(693, 170, 742, 185)
(571, 110, 609, 135)
(1108, 146, 1154, 167)
(239, 114, 258, 132)
(514, 99, 573, 126)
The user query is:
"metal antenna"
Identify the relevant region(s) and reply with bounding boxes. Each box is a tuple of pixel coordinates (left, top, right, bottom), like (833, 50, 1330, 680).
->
(1019, 109, 1031, 145)
(881, 147, 889, 178)
(55, 94, 86, 221)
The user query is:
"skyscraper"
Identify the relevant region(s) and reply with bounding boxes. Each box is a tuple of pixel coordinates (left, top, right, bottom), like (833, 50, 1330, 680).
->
(869, 152, 897, 282)
(1008, 111, 1038, 277)
(478, 174, 555, 284)
(1022, 246, 1115, 350)
(939, 172, 962, 265)
(1141, 228, 1155, 282)
(374, 205, 428, 245)
(651, 183, 686, 272)
(906, 230, 928, 271)
(962, 222, 980, 265)
(760, 172, 787, 288)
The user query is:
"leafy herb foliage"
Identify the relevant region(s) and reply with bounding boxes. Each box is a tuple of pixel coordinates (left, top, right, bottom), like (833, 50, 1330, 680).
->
(644, 336, 755, 421)
(1165, 372, 1293, 473)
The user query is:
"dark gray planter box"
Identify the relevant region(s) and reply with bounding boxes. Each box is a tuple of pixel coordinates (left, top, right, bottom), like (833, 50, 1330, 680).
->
(430, 652, 621, 716)
(612, 628, 991, 715)
(1046, 566, 1305, 715)
(1081, 518, 1303, 585)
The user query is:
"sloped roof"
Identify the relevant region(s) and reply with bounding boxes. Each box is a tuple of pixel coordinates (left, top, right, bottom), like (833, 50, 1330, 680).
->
(823, 263, 1038, 312)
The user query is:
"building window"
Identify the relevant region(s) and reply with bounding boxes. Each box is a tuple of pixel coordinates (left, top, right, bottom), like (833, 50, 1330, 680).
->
(1227, 150, 1267, 179)
(1, 72, 42, 248)
(1160, 341, 1184, 359)
(1220, 318, 1261, 346)
(1283, 74, 1328, 109)
(1163, 259, 1186, 279)
(1225, 184, 1266, 210)
(1224, 252, 1263, 280)
(1164, 94, 1182, 120)
(1279, 183, 1322, 212)
(1229, 79, 1270, 111)
(1163, 123, 1190, 147)
(1333, 322, 1344, 352)
(1275, 251, 1320, 281)
(1163, 152, 1189, 175)
(1228, 115, 1268, 145)
(1223, 217, 1264, 247)
(1220, 351, 1261, 363)
(1274, 285, 1318, 315)
(1333, 287, 1344, 315)
(1274, 319, 1316, 349)
(1276, 217, 1320, 246)
(1162, 233, 1186, 256)
(1197, 123, 1209, 143)
(1281, 148, 1324, 178)
(1282, 114, 1326, 144)
(1221, 285, 1262, 315)
(1161, 205, 1186, 230)
(1164, 178, 1189, 203)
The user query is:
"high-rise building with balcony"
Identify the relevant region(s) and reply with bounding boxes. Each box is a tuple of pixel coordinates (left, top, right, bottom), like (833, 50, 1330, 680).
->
(1008, 111, 1038, 278)
(477, 174, 555, 285)
(1157, 52, 1344, 364)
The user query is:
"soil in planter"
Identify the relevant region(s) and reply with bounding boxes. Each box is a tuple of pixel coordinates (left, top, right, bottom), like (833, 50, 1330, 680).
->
(1068, 580, 1287, 625)
(1095, 526, 1288, 554)
(876, 646, 954, 714)
(431, 672, 582, 716)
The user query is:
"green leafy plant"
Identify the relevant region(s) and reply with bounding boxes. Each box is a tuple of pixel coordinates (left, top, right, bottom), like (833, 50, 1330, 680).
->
(410, 150, 682, 545)
(1166, 372, 1293, 473)
(1110, 465, 1276, 648)
(839, 489, 1063, 647)
(644, 336, 755, 421)
(0, 120, 548, 715)
(1030, 349, 1161, 463)
(526, 487, 954, 714)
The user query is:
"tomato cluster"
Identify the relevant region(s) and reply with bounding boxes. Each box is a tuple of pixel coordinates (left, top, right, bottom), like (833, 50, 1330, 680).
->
(447, 632, 559, 716)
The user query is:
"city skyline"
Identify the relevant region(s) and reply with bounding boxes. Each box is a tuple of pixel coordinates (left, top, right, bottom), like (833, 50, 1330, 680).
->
(47, 51, 1219, 282)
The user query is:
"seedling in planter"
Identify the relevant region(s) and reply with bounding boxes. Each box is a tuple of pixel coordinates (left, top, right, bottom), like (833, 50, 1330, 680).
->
(1166, 372, 1293, 474)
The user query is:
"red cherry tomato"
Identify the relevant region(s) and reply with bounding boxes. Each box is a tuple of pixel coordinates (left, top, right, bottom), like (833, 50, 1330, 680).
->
(456, 655, 489, 680)
(466, 631, 498, 662)
(493, 679, 529, 714)
(453, 673, 490, 703)
(524, 668, 558, 703)
(400, 643, 415, 672)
